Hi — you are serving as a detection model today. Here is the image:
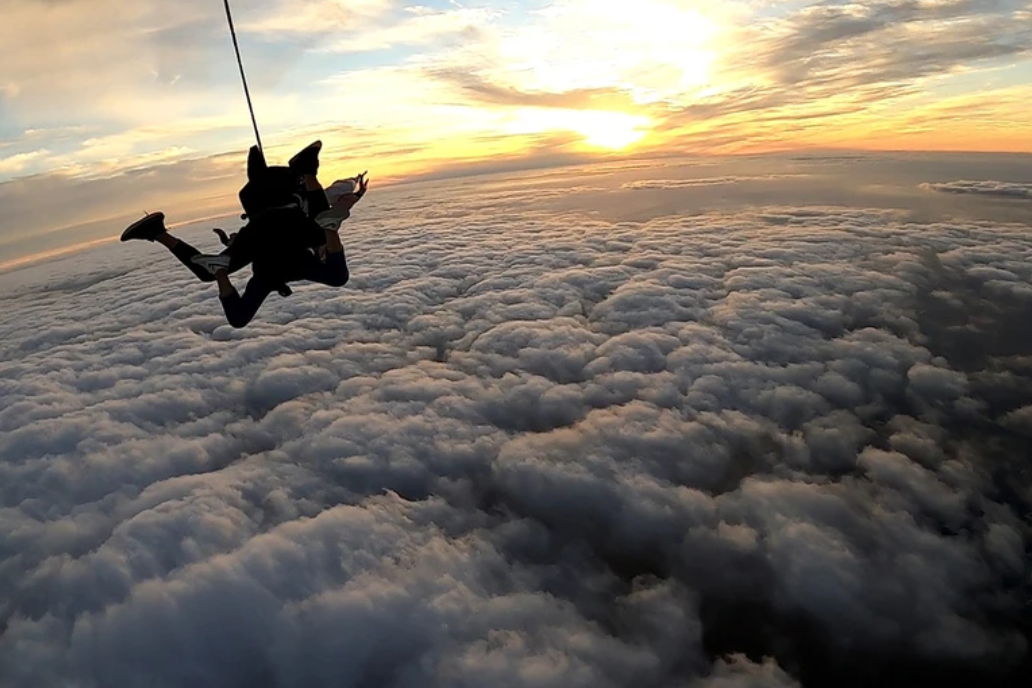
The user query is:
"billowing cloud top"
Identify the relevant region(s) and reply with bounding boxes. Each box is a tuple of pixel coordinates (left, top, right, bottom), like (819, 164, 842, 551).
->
(0, 155, 1030, 687)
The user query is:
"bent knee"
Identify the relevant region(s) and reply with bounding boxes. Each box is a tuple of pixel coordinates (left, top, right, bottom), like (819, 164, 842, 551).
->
(326, 269, 349, 287)
(222, 303, 253, 328)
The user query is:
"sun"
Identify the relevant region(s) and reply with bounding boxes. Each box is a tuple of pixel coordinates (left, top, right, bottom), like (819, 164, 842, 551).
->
(505, 108, 652, 151)
(574, 111, 651, 150)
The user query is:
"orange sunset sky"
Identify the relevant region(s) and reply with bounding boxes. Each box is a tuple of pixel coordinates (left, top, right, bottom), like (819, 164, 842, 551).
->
(1, 0, 1030, 265)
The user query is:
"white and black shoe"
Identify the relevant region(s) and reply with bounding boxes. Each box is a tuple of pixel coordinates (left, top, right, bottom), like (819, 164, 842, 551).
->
(191, 254, 232, 275)
(289, 140, 322, 176)
(120, 212, 166, 242)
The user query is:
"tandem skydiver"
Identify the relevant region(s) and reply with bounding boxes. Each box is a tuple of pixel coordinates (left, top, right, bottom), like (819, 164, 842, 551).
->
(120, 141, 369, 328)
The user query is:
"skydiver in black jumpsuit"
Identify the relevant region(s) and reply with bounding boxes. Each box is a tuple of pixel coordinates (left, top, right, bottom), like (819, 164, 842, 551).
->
(120, 142, 368, 327)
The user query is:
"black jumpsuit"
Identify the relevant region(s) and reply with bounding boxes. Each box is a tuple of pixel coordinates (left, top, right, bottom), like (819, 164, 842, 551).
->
(169, 189, 349, 327)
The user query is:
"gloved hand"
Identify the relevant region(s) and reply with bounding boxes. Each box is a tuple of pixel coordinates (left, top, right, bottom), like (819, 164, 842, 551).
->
(213, 228, 238, 246)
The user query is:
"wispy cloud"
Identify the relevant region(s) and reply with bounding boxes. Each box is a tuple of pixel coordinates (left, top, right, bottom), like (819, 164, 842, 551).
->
(0, 150, 48, 174)
(921, 179, 1032, 199)
(622, 174, 805, 190)
(645, 0, 1032, 150)
(242, 0, 395, 37)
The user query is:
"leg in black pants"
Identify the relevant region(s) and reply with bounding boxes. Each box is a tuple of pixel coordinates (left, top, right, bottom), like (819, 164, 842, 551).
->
(156, 233, 252, 282)
(218, 250, 349, 328)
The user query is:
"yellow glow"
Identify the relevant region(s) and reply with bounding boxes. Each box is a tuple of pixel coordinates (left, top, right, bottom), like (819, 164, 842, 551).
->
(504, 108, 653, 150)
(501, 0, 721, 103)
(575, 112, 651, 150)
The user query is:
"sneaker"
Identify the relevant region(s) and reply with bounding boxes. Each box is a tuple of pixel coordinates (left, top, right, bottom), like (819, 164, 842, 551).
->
(289, 140, 322, 176)
(120, 212, 167, 242)
(191, 253, 232, 275)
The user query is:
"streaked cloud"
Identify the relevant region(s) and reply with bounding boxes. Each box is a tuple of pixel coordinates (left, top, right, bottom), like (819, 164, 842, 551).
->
(921, 179, 1032, 199)
(0, 150, 48, 174)
(243, 0, 395, 36)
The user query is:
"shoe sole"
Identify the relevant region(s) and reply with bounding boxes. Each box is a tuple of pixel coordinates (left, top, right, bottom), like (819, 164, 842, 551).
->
(289, 141, 322, 172)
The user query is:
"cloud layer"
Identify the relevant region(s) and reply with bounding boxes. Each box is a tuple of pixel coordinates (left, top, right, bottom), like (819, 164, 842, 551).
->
(922, 180, 1032, 199)
(1, 159, 1031, 687)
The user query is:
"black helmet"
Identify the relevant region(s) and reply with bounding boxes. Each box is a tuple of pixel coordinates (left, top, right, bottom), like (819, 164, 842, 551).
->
(238, 146, 301, 217)
(239, 166, 301, 217)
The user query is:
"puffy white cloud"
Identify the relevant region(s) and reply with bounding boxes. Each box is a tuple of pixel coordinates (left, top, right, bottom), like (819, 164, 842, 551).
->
(0, 156, 1030, 687)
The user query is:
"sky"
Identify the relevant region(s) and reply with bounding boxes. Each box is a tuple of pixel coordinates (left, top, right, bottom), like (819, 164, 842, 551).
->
(1, 153, 1031, 686)
(1, 0, 1032, 265)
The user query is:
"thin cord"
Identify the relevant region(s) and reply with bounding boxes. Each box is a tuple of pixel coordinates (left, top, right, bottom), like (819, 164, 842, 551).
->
(223, 0, 262, 150)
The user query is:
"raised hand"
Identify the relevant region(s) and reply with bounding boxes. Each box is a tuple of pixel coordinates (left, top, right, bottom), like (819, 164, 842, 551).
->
(328, 173, 370, 213)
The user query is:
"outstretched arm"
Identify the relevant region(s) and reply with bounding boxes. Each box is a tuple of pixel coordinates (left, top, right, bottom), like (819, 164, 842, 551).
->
(313, 174, 370, 233)
(327, 174, 370, 216)
(324, 225, 344, 254)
